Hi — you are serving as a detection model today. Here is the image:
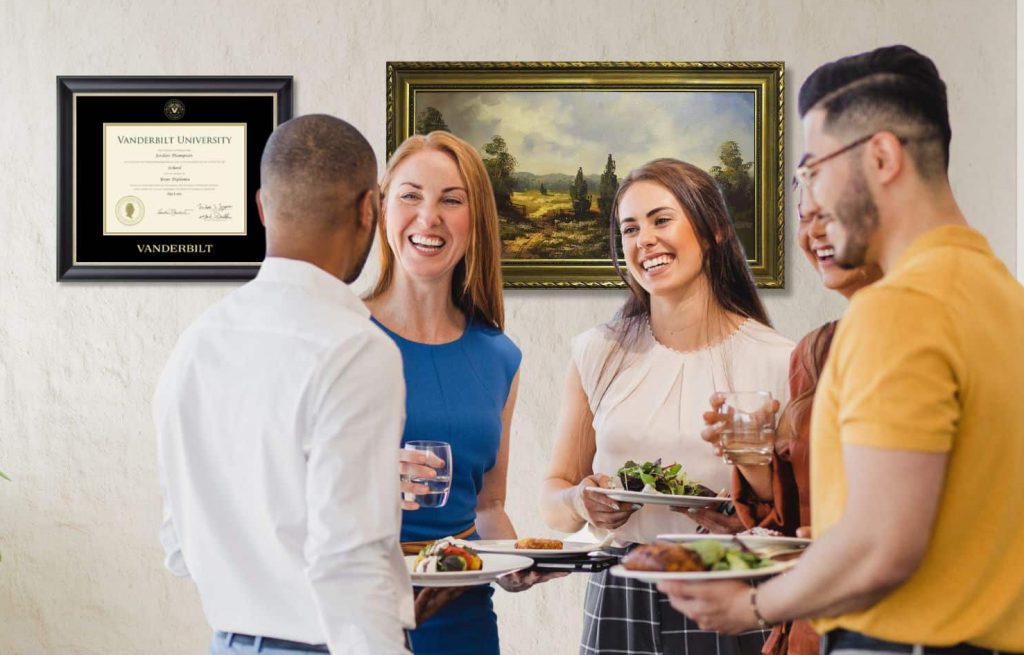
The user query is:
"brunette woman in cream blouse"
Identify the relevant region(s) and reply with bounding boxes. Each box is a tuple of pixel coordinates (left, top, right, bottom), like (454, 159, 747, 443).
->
(541, 159, 793, 655)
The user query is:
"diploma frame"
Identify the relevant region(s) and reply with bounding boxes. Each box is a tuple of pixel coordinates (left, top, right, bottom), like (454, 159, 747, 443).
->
(387, 61, 784, 288)
(57, 76, 293, 281)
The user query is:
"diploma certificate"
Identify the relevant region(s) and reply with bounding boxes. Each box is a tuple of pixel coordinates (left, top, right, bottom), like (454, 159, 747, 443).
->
(103, 123, 247, 236)
(59, 76, 290, 280)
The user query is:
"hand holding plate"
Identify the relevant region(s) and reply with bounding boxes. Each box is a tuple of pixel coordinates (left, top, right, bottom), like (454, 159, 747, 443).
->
(414, 586, 468, 625)
(577, 473, 638, 530)
(495, 568, 569, 593)
(655, 579, 760, 634)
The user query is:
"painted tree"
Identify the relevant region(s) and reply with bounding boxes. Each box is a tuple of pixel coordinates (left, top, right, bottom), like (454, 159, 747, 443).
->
(539, 182, 548, 195)
(597, 154, 618, 222)
(482, 135, 517, 209)
(415, 106, 450, 134)
(569, 167, 591, 218)
(710, 141, 754, 224)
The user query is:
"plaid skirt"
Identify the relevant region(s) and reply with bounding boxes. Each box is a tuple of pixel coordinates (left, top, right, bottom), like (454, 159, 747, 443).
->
(581, 561, 770, 655)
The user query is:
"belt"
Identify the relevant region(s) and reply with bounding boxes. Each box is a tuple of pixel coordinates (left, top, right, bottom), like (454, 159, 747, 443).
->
(218, 631, 329, 653)
(824, 629, 1020, 655)
(401, 525, 477, 555)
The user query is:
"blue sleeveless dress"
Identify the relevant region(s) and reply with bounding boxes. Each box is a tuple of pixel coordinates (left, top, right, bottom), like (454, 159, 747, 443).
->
(373, 317, 522, 655)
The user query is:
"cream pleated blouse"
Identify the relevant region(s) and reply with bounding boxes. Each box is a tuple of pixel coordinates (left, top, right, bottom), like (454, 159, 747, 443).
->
(572, 317, 794, 545)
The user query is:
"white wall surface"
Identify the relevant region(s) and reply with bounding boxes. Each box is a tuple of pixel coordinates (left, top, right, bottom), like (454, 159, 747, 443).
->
(1018, 0, 1023, 280)
(0, 1, 1017, 653)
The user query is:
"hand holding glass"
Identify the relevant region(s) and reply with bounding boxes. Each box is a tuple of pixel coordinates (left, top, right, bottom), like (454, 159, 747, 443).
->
(718, 391, 775, 466)
(402, 441, 452, 508)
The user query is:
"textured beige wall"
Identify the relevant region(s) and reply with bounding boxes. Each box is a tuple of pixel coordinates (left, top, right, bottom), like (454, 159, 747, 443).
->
(0, 1, 1016, 653)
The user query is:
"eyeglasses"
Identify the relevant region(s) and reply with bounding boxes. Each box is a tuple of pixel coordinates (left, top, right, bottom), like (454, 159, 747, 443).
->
(791, 132, 908, 194)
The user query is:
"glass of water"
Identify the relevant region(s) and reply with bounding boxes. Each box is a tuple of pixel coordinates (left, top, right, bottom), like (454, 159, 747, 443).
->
(719, 391, 775, 466)
(403, 441, 453, 508)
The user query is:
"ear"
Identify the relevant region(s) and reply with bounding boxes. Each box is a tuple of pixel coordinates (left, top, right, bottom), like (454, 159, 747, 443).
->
(868, 132, 904, 186)
(357, 187, 378, 233)
(255, 189, 266, 227)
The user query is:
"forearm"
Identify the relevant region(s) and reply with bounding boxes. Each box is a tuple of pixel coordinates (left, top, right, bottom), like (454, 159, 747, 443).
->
(732, 454, 801, 534)
(757, 517, 911, 622)
(759, 446, 945, 622)
(540, 478, 586, 534)
(735, 462, 774, 502)
(475, 502, 517, 540)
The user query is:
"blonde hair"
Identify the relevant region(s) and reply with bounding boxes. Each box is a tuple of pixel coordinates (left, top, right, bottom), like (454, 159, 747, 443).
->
(368, 132, 505, 330)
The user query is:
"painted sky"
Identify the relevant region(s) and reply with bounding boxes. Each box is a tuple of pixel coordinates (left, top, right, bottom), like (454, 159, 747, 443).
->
(416, 90, 756, 177)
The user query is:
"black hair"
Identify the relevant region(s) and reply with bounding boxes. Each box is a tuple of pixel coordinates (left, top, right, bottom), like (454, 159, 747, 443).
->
(259, 113, 377, 225)
(798, 45, 951, 176)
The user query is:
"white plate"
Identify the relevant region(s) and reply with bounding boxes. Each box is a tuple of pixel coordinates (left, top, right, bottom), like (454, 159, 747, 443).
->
(587, 487, 727, 509)
(610, 559, 795, 583)
(406, 553, 534, 588)
(471, 539, 601, 558)
(655, 533, 812, 550)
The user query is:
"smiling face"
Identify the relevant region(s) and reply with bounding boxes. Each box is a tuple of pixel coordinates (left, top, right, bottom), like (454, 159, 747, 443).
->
(383, 149, 472, 284)
(800, 109, 880, 270)
(797, 191, 881, 297)
(617, 180, 706, 298)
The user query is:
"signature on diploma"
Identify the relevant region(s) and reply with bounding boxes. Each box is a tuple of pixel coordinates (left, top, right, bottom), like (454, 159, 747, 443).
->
(197, 203, 235, 221)
(157, 208, 193, 216)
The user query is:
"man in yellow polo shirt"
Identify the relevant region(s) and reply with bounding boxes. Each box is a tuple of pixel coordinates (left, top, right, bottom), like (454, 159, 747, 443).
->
(657, 45, 1024, 653)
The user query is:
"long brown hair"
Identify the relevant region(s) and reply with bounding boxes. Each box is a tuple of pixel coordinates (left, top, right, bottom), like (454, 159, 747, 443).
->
(583, 158, 772, 419)
(777, 321, 837, 447)
(609, 158, 770, 344)
(368, 132, 505, 330)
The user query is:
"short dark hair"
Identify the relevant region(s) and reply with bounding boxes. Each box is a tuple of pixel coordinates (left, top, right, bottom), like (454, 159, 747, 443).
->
(259, 113, 377, 226)
(798, 45, 951, 177)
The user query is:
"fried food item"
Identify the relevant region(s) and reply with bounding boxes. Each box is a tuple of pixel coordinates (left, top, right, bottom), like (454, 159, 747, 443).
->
(514, 538, 564, 550)
(622, 543, 705, 572)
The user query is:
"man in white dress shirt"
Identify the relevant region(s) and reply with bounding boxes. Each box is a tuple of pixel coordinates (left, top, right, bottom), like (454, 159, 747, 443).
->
(155, 114, 414, 655)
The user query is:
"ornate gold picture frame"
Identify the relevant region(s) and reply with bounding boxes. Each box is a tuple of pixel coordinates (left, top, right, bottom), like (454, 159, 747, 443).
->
(387, 62, 784, 288)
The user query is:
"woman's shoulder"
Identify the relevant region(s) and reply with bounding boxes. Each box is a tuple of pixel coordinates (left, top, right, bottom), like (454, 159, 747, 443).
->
(573, 319, 617, 344)
(466, 321, 522, 366)
(571, 319, 632, 360)
(793, 320, 839, 354)
(735, 318, 796, 352)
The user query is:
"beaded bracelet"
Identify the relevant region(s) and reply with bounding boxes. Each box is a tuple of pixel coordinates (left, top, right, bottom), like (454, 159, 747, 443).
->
(749, 588, 771, 629)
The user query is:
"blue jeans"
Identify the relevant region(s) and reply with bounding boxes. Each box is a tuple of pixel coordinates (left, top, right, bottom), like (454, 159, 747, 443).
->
(209, 632, 326, 655)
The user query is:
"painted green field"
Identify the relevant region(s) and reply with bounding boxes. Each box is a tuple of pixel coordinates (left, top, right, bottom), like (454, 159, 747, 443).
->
(510, 190, 573, 219)
(500, 215, 609, 260)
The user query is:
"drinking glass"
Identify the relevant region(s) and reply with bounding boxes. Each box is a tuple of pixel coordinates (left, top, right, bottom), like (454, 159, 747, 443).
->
(719, 391, 775, 466)
(403, 441, 453, 508)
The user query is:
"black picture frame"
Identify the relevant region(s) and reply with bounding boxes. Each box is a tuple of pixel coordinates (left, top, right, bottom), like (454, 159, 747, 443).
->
(57, 76, 292, 281)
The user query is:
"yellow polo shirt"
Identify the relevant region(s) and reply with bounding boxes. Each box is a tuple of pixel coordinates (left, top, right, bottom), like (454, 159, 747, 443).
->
(810, 226, 1024, 649)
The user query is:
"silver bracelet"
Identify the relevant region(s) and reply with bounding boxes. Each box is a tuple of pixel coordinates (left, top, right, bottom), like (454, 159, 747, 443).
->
(749, 588, 771, 629)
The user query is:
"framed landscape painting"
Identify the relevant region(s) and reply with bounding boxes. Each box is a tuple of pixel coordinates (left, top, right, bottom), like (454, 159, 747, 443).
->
(387, 61, 784, 288)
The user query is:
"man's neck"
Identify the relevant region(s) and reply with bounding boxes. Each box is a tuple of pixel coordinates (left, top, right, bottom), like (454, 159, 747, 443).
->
(877, 182, 968, 272)
(265, 240, 354, 283)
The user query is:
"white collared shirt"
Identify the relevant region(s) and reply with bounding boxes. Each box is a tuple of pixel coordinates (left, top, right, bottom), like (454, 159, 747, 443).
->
(155, 257, 414, 655)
